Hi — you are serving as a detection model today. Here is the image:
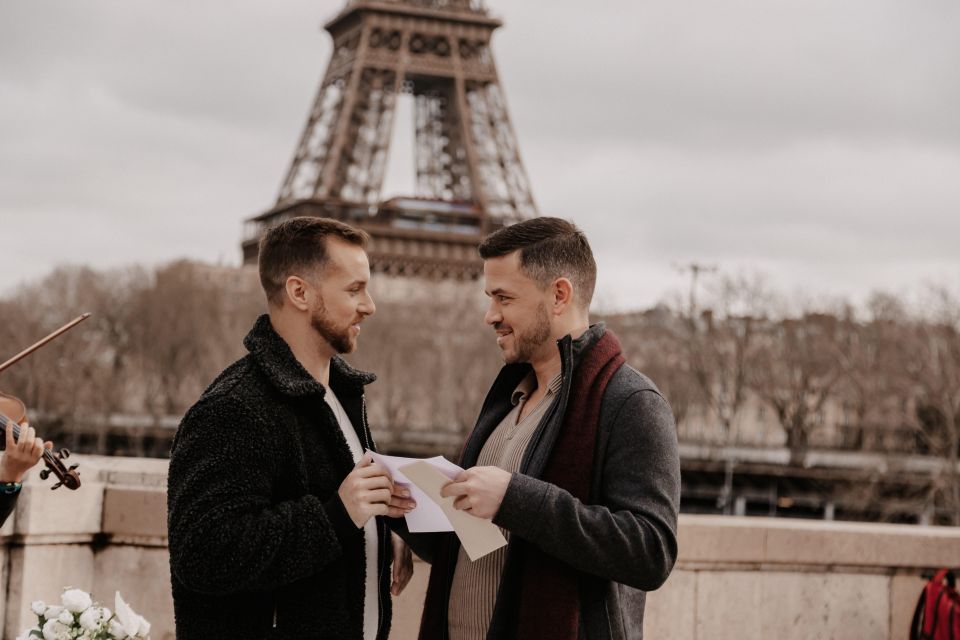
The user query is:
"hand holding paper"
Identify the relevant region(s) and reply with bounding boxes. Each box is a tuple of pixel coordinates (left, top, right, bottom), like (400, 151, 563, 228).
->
(368, 452, 460, 532)
(399, 460, 507, 561)
(369, 451, 507, 560)
(439, 466, 512, 519)
(339, 452, 416, 528)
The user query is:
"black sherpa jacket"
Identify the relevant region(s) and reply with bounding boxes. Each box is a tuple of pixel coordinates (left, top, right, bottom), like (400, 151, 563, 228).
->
(167, 314, 392, 640)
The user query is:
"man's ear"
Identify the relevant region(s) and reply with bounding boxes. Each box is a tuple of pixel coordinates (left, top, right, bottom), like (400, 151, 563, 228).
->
(552, 277, 575, 315)
(284, 275, 312, 312)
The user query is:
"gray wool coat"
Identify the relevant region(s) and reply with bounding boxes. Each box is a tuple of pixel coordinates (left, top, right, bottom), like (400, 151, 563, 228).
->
(410, 323, 681, 640)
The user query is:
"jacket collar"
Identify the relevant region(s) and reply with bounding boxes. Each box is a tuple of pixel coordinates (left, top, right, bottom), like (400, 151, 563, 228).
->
(566, 322, 607, 371)
(487, 322, 609, 399)
(461, 322, 608, 466)
(243, 314, 375, 398)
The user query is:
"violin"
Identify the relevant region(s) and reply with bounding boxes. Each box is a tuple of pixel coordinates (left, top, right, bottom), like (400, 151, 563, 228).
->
(0, 392, 80, 490)
(0, 314, 90, 491)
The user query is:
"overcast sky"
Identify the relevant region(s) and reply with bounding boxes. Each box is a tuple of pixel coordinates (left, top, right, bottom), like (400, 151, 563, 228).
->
(2, 0, 958, 311)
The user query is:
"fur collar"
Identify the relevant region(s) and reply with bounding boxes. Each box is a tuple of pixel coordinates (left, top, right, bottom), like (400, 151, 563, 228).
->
(243, 314, 375, 397)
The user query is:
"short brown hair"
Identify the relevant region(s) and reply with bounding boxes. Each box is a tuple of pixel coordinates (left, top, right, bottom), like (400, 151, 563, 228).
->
(258, 217, 370, 306)
(478, 217, 597, 308)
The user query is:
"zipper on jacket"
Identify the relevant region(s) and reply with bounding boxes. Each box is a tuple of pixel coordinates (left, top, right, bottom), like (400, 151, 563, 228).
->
(378, 519, 389, 638)
(519, 339, 573, 474)
(361, 395, 372, 452)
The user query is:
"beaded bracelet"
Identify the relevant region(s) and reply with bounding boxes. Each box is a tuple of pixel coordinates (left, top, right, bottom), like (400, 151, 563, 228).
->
(0, 482, 22, 494)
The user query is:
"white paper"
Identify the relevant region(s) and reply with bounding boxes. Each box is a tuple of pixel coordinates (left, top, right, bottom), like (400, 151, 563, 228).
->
(398, 460, 508, 561)
(368, 451, 461, 532)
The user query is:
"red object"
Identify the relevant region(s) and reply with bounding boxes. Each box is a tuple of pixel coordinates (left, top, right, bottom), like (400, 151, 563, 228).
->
(515, 331, 625, 640)
(911, 569, 960, 640)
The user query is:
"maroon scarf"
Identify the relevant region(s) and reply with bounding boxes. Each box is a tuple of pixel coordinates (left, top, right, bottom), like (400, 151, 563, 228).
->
(515, 331, 624, 640)
(418, 330, 624, 640)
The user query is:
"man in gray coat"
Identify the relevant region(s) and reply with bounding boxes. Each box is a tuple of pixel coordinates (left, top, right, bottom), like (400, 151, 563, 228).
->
(417, 217, 680, 640)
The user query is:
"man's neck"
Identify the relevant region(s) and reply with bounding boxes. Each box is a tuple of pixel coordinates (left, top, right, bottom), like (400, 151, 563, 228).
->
(529, 349, 561, 396)
(529, 321, 589, 392)
(268, 312, 335, 386)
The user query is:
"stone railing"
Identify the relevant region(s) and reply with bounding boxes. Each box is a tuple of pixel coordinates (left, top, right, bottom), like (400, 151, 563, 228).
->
(1, 456, 170, 640)
(2, 456, 958, 639)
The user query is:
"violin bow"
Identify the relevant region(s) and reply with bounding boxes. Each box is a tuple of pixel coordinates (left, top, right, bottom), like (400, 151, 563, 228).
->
(0, 313, 91, 374)
(0, 313, 90, 491)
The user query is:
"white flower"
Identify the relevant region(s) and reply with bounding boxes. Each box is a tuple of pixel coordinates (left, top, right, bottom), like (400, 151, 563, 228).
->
(107, 618, 128, 639)
(40, 618, 70, 640)
(42, 606, 63, 620)
(55, 610, 73, 625)
(60, 588, 92, 614)
(30, 600, 46, 616)
(78, 606, 111, 631)
(136, 615, 150, 637)
(113, 592, 149, 638)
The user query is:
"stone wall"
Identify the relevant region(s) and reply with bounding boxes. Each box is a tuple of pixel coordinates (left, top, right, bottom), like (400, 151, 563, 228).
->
(1, 456, 169, 640)
(2, 456, 957, 639)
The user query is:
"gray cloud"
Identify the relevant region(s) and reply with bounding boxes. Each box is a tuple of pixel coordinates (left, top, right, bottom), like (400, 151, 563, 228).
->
(1, 0, 958, 309)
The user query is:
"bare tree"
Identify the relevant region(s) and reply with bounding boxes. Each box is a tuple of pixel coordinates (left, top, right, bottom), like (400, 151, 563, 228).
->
(3, 255, 958, 534)
(432, 289, 500, 435)
(748, 312, 844, 465)
(902, 286, 960, 525)
(351, 299, 435, 436)
(128, 261, 260, 418)
(0, 266, 119, 441)
(352, 285, 498, 456)
(686, 273, 771, 444)
(831, 294, 911, 451)
(604, 307, 698, 429)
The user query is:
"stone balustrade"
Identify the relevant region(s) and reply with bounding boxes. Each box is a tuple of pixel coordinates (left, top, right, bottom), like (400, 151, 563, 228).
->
(2, 456, 957, 639)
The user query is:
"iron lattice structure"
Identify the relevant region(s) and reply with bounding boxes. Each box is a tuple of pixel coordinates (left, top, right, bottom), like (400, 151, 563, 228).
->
(242, 0, 537, 279)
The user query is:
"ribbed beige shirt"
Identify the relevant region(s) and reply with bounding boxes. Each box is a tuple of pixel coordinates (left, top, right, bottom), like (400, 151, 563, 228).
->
(447, 372, 562, 640)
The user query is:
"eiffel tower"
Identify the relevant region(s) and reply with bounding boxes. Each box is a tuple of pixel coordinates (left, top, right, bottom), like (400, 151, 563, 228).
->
(242, 0, 538, 279)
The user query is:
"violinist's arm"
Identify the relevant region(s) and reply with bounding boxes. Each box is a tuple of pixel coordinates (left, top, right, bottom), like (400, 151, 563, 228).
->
(0, 422, 51, 526)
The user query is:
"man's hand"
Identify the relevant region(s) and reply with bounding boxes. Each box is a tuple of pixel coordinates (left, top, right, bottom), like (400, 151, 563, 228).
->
(338, 453, 416, 528)
(390, 532, 413, 595)
(0, 422, 51, 483)
(440, 466, 512, 520)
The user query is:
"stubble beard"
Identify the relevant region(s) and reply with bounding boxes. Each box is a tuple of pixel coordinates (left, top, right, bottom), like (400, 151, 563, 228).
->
(503, 301, 552, 364)
(310, 298, 356, 355)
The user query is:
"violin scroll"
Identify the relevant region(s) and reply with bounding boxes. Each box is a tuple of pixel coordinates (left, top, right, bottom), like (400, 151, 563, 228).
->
(38, 447, 81, 490)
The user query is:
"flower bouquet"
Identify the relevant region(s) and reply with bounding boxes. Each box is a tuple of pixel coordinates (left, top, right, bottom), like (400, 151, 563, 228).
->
(18, 588, 151, 640)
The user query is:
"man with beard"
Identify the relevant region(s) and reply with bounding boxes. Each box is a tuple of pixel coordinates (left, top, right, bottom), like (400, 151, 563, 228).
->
(416, 217, 680, 640)
(167, 217, 416, 640)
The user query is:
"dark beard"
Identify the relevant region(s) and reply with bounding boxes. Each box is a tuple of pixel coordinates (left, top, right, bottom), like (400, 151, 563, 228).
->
(507, 301, 552, 364)
(310, 300, 355, 354)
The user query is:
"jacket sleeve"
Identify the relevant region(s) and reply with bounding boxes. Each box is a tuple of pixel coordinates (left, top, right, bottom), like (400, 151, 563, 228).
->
(0, 491, 18, 527)
(386, 516, 450, 564)
(492, 389, 680, 591)
(167, 396, 356, 595)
